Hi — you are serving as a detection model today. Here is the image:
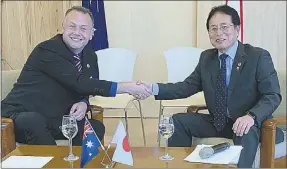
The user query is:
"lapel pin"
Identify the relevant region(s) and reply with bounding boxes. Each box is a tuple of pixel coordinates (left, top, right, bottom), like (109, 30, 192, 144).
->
(236, 62, 242, 71)
(87, 64, 90, 68)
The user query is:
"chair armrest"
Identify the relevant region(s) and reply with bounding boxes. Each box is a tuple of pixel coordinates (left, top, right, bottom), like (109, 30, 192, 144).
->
(2, 117, 13, 123)
(260, 116, 287, 168)
(88, 105, 104, 123)
(1, 117, 16, 157)
(262, 117, 287, 130)
(87, 106, 104, 145)
(186, 105, 208, 113)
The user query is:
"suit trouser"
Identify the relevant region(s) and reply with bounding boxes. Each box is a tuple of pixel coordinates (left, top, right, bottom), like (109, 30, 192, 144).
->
(168, 112, 260, 168)
(13, 112, 105, 146)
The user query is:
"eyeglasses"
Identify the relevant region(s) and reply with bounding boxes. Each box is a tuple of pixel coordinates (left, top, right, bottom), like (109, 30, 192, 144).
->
(208, 24, 234, 34)
(65, 24, 94, 34)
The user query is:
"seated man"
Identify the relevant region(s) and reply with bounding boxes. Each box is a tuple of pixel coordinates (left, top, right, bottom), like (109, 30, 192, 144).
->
(1, 6, 151, 146)
(139, 5, 284, 168)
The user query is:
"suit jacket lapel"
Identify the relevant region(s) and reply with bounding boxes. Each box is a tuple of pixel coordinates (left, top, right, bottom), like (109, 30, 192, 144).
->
(82, 45, 94, 73)
(227, 41, 246, 98)
(42, 34, 75, 64)
(208, 49, 220, 88)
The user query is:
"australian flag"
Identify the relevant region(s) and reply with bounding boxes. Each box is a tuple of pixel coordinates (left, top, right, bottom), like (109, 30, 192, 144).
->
(82, 0, 109, 51)
(80, 118, 102, 168)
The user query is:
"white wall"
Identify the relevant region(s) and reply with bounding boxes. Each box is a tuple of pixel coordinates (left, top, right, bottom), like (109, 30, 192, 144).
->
(105, 1, 197, 83)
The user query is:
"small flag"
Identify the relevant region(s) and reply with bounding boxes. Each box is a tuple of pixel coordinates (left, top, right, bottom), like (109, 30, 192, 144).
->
(110, 120, 133, 166)
(80, 118, 103, 168)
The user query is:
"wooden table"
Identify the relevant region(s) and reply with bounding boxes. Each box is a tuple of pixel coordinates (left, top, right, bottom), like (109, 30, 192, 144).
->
(2, 145, 114, 168)
(3, 146, 237, 168)
(113, 147, 237, 168)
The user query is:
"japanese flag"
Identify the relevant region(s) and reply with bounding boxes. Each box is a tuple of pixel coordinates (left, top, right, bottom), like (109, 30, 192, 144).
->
(111, 120, 133, 166)
(226, 0, 244, 42)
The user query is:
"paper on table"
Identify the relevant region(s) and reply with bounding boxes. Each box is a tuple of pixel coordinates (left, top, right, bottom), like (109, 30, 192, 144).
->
(184, 144, 243, 165)
(2, 156, 54, 168)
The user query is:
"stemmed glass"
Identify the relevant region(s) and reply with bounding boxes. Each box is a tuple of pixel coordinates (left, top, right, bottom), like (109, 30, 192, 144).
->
(61, 115, 79, 161)
(158, 114, 175, 161)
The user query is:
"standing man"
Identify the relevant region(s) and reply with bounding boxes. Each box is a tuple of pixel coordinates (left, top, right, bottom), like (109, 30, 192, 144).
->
(141, 5, 284, 167)
(1, 6, 150, 146)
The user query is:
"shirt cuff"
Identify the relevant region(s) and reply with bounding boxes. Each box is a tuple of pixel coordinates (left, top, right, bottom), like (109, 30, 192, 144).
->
(109, 82, 118, 97)
(80, 97, 90, 106)
(152, 83, 159, 95)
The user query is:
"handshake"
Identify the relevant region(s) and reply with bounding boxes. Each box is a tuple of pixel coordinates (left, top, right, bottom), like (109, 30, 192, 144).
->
(117, 81, 153, 100)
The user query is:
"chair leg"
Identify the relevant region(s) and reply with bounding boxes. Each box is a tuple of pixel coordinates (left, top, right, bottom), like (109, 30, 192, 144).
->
(124, 109, 129, 140)
(134, 99, 146, 146)
(157, 100, 164, 147)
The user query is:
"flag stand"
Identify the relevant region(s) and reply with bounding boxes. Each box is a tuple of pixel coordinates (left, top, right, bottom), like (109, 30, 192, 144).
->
(84, 117, 113, 168)
(101, 144, 114, 168)
(100, 120, 134, 167)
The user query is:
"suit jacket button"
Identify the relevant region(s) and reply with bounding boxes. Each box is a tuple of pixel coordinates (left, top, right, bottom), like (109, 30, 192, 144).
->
(90, 76, 92, 79)
(87, 64, 90, 68)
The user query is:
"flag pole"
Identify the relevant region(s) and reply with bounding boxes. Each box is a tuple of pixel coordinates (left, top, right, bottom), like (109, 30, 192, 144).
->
(85, 117, 113, 166)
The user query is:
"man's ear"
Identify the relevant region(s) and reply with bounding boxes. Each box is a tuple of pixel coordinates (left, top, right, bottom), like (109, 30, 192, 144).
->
(61, 22, 65, 33)
(90, 28, 96, 40)
(235, 25, 240, 36)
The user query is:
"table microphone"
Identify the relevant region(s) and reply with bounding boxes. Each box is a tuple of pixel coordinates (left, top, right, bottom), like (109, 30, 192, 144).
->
(199, 142, 231, 159)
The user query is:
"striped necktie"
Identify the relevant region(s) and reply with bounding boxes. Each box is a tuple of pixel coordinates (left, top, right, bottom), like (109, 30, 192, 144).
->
(73, 55, 82, 72)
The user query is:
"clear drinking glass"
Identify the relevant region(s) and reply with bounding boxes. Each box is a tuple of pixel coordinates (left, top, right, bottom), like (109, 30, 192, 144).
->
(61, 115, 79, 161)
(158, 114, 174, 161)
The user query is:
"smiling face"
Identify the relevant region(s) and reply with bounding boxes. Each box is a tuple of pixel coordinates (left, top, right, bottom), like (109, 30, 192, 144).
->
(208, 12, 239, 53)
(62, 10, 94, 54)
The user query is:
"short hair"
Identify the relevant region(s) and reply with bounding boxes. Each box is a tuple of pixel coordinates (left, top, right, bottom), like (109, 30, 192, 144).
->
(206, 5, 240, 30)
(65, 6, 94, 25)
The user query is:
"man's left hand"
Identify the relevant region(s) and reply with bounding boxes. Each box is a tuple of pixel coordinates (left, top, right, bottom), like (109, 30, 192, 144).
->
(70, 101, 88, 121)
(232, 115, 254, 136)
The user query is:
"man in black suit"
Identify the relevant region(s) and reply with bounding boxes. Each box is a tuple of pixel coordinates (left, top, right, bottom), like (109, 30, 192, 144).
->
(139, 5, 284, 168)
(1, 6, 151, 146)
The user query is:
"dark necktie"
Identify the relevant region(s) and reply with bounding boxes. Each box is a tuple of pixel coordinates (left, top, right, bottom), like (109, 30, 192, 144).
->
(73, 55, 82, 72)
(214, 53, 228, 131)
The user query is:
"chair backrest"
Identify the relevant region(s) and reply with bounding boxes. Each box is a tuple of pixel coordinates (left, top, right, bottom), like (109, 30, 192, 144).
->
(164, 47, 204, 83)
(95, 48, 137, 82)
(1, 69, 21, 100)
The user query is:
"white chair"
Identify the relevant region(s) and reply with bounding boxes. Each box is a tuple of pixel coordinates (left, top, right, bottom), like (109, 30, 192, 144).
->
(89, 48, 146, 146)
(158, 47, 206, 146)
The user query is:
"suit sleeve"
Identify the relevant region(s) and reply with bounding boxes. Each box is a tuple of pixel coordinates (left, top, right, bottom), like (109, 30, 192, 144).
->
(155, 55, 203, 100)
(249, 50, 282, 125)
(28, 46, 115, 97)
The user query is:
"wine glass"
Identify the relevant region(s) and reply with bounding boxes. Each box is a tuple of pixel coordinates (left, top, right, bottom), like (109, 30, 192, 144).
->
(158, 114, 174, 161)
(61, 115, 79, 161)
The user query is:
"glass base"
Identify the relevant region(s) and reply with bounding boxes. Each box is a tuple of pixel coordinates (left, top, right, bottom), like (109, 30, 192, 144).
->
(64, 155, 79, 161)
(159, 155, 174, 161)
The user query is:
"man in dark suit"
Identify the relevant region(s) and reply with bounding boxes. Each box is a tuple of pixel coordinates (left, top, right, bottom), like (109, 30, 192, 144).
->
(139, 5, 284, 168)
(1, 6, 151, 146)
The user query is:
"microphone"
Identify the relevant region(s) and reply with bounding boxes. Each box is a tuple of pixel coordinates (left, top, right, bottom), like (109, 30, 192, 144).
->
(199, 142, 231, 159)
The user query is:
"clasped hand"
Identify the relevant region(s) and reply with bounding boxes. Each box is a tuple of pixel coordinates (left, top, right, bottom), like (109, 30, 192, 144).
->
(133, 81, 153, 100)
(118, 81, 152, 100)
